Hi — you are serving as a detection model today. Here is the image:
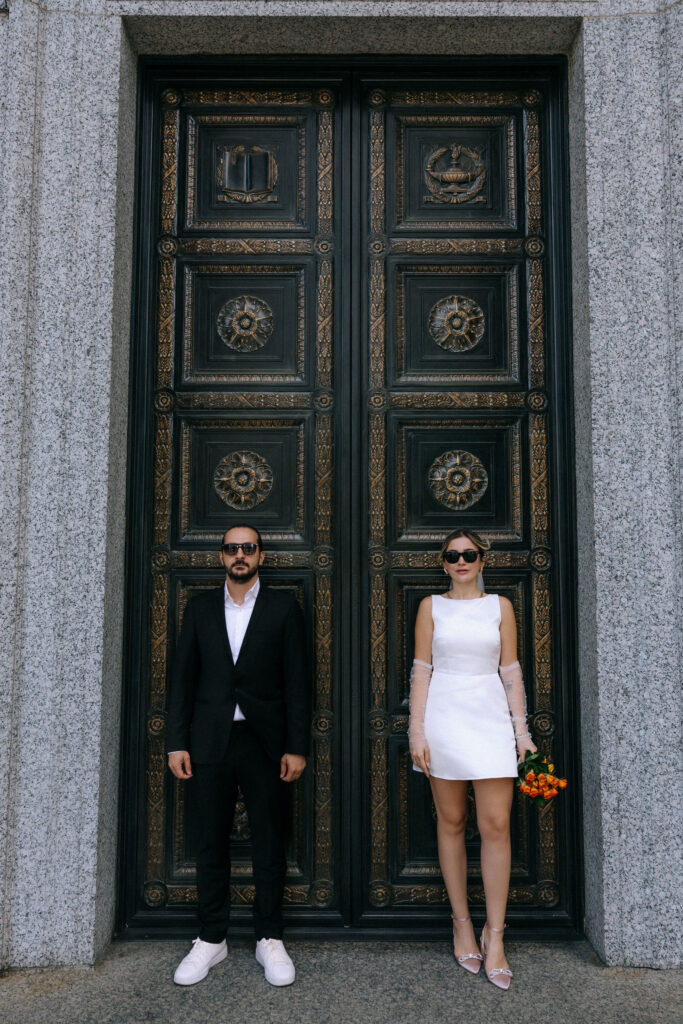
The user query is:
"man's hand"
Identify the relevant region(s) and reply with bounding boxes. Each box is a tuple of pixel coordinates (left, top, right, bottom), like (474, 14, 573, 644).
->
(168, 751, 193, 779)
(280, 753, 306, 782)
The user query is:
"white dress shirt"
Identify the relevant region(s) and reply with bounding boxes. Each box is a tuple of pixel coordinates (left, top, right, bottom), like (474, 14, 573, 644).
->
(225, 577, 260, 721)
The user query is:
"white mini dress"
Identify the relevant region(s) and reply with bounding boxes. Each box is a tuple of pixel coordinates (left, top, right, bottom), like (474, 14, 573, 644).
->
(414, 593, 518, 781)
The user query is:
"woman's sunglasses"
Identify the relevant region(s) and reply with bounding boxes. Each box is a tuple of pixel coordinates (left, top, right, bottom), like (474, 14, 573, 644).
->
(444, 549, 480, 564)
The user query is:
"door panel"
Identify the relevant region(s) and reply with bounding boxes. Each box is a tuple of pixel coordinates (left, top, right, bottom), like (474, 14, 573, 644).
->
(121, 64, 577, 935)
(360, 81, 562, 919)
(142, 83, 340, 920)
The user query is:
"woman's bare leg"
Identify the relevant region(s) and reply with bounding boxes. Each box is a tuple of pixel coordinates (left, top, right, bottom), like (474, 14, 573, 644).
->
(473, 777, 514, 971)
(429, 777, 478, 957)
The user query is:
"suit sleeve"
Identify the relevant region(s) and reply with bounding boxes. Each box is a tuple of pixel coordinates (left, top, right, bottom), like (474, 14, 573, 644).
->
(165, 599, 199, 754)
(283, 598, 312, 756)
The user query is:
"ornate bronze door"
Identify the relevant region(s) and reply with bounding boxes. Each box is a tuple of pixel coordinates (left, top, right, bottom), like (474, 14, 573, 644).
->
(120, 63, 579, 936)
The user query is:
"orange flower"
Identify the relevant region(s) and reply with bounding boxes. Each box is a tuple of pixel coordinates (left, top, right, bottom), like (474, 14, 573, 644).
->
(548, 788, 558, 798)
(538, 774, 547, 784)
(530, 787, 539, 798)
(543, 790, 553, 800)
(558, 779, 567, 789)
(548, 764, 555, 773)
(525, 771, 536, 783)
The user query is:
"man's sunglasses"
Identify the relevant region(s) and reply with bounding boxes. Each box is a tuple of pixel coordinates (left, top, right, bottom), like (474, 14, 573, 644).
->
(444, 549, 480, 564)
(221, 542, 259, 556)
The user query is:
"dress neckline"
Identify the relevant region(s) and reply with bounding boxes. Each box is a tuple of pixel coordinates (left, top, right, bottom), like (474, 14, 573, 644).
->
(437, 592, 488, 603)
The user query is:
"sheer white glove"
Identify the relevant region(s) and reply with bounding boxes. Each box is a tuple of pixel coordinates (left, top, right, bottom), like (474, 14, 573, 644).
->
(499, 660, 537, 759)
(409, 658, 433, 775)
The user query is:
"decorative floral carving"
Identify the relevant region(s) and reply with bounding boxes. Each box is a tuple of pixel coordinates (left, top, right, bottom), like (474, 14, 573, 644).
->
(153, 388, 175, 413)
(526, 388, 548, 412)
(370, 882, 390, 906)
(147, 714, 166, 738)
(161, 89, 182, 108)
(429, 295, 485, 352)
(532, 711, 555, 737)
(217, 295, 274, 352)
(143, 881, 168, 908)
(531, 546, 552, 571)
(213, 451, 273, 510)
(311, 881, 334, 907)
(428, 450, 488, 510)
(157, 235, 178, 257)
(424, 144, 486, 205)
(524, 235, 545, 257)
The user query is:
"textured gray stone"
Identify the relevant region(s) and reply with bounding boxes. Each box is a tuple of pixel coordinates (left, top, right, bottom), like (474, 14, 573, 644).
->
(1, 0, 681, 971)
(0, 0, 135, 969)
(1, 939, 682, 1024)
(569, 14, 683, 967)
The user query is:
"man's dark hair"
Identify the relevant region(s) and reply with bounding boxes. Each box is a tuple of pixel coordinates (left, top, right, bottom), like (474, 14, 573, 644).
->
(220, 524, 265, 551)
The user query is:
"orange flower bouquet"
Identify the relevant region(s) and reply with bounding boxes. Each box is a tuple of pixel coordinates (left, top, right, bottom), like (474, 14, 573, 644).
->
(517, 751, 567, 807)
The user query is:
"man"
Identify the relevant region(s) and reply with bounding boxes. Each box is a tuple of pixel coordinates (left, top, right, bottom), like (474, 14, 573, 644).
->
(166, 524, 310, 987)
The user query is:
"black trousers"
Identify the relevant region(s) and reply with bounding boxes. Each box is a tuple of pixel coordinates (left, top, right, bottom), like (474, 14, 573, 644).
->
(191, 722, 288, 943)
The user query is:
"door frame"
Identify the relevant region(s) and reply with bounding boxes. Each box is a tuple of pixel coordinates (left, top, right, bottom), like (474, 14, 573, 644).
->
(117, 56, 582, 940)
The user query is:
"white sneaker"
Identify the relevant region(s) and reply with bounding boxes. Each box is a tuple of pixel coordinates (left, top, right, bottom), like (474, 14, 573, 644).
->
(174, 937, 227, 985)
(255, 937, 295, 986)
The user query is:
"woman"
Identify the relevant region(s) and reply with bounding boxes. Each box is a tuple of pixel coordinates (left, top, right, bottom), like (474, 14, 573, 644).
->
(409, 529, 536, 990)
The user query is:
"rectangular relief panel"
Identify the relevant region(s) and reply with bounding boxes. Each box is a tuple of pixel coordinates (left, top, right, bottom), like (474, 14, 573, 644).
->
(180, 260, 315, 386)
(389, 411, 524, 544)
(389, 260, 523, 386)
(176, 412, 314, 546)
(388, 111, 519, 233)
(185, 111, 312, 232)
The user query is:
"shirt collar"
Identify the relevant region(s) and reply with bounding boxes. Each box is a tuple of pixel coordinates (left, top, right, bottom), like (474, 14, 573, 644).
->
(224, 576, 260, 608)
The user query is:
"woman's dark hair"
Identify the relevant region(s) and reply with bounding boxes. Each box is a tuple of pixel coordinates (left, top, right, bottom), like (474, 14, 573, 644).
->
(439, 528, 490, 561)
(220, 524, 265, 551)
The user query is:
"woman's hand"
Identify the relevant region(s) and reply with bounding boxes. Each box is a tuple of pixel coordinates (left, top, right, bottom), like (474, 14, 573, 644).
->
(516, 735, 537, 760)
(410, 741, 431, 778)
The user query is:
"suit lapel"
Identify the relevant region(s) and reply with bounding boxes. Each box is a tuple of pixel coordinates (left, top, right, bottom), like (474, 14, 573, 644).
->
(235, 583, 268, 667)
(212, 586, 235, 667)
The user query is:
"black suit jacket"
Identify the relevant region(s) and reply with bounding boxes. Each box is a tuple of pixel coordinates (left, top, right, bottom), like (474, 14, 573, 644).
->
(165, 583, 311, 764)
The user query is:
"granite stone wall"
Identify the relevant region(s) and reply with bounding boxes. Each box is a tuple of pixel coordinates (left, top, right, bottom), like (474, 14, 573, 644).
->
(0, 0, 680, 970)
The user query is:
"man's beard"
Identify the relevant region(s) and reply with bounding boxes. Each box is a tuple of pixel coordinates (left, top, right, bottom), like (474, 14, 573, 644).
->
(227, 563, 259, 584)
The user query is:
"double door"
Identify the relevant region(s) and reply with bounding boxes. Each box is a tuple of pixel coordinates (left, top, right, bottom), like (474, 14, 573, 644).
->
(120, 63, 579, 935)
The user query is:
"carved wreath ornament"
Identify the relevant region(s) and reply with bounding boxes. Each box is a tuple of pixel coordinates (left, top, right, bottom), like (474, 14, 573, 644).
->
(429, 295, 485, 352)
(213, 450, 274, 510)
(428, 450, 488, 510)
(217, 295, 274, 353)
(424, 144, 486, 205)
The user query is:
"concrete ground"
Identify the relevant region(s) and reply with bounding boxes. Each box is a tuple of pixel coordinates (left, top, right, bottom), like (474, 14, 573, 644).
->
(1, 939, 680, 1024)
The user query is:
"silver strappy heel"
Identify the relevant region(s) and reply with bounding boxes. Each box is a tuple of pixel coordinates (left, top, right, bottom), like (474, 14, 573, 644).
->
(451, 915, 484, 975)
(480, 922, 513, 990)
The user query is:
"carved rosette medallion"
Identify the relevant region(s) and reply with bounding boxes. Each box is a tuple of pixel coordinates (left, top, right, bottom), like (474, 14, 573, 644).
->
(213, 451, 274, 510)
(311, 881, 334, 907)
(429, 295, 485, 352)
(428, 450, 488, 510)
(532, 711, 555, 737)
(143, 881, 168, 908)
(424, 144, 486, 205)
(216, 295, 274, 352)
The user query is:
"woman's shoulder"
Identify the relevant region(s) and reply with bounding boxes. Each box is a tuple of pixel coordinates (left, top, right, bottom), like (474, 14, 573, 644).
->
(417, 594, 434, 612)
(492, 593, 515, 616)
